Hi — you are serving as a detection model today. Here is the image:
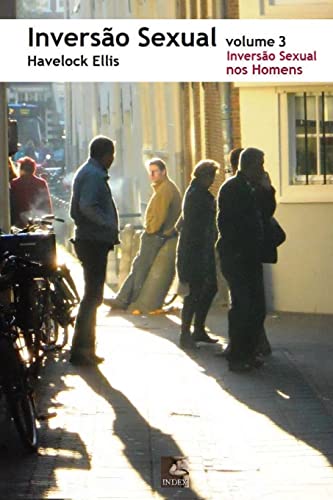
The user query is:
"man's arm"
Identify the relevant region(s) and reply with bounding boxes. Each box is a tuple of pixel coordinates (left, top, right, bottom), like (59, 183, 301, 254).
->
(218, 182, 260, 259)
(256, 175, 276, 219)
(217, 183, 239, 237)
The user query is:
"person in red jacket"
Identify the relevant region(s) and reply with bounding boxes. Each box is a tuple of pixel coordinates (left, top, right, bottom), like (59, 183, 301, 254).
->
(10, 156, 52, 228)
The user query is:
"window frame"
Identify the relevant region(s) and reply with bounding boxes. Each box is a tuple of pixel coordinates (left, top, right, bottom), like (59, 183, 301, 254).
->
(279, 86, 333, 203)
(37, 0, 52, 12)
(290, 92, 333, 185)
(56, 0, 65, 12)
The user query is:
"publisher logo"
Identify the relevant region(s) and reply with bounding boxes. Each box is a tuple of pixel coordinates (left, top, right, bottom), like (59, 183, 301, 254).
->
(160, 456, 190, 488)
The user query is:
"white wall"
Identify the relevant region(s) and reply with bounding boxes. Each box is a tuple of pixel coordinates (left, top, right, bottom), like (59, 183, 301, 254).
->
(271, 203, 333, 313)
(239, 85, 333, 313)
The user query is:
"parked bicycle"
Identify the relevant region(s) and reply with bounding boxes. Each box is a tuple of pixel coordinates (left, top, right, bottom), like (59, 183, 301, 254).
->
(16, 215, 80, 350)
(0, 215, 79, 371)
(0, 257, 38, 452)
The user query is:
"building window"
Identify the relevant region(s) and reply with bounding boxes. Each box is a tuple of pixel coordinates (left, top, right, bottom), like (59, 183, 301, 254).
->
(36, 0, 52, 11)
(289, 91, 333, 185)
(270, 0, 327, 4)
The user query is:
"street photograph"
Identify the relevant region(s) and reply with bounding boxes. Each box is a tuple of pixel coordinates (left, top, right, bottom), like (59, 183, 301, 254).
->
(1, 1, 333, 500)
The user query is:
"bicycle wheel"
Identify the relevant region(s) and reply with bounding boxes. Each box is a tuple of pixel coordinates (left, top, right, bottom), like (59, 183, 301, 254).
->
(3, 341, 39, 453)
(56, 325, 68, 349)
(40, 313, 59, 351)
(38, 282, 59, 350)
(8, 389, 38, 452)
(22, 328, 43, 377)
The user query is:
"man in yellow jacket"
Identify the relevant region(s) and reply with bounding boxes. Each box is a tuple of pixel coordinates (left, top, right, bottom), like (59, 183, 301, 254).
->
(106, 158, 181, 311)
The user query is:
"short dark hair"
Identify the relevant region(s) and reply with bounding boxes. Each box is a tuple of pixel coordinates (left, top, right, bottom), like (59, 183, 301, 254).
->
(239, 147, 264, 173)
(146, 157, 167, 172)
(89, 136, 115, 160)
(229, 148, 244, 173)
(17, 156, 36, 175)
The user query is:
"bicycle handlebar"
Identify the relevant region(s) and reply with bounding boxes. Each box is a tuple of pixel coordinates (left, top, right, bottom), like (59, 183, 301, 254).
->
(1, 252, 43, 269)
(40, 214, 65, 223)
(11, 214, 65, 234)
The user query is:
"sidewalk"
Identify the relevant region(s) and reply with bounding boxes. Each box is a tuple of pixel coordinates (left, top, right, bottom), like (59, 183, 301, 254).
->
(1, 250, 333, 499)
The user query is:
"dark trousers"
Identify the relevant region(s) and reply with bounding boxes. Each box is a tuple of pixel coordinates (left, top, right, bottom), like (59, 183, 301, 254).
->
(221, 256, 266, 363)
(71, 240, 110, 355)
(181, 279, 217, 334)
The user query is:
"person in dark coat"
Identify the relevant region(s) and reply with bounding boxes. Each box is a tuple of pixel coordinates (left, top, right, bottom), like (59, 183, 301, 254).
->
(227, 147, 244, 176)
(217, 147, 276, 371)
(177, 159, 220, 350)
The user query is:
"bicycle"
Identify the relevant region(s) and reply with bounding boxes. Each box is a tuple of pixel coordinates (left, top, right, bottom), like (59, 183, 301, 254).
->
(0, 258, 38, 452)
(16, 215, 80, 350)
(0, 215, 79, 369)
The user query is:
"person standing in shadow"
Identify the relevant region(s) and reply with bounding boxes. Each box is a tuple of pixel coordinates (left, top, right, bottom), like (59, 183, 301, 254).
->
(226, 147, 244, 176)
(217, 148, 275, 371)
(221, 146, 272, 360)
(69, 136, 120, 366)
(176, 160, 220, 350)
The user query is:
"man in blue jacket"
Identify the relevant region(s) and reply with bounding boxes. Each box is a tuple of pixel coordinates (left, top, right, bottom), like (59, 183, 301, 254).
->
(69, 136, 119, 366)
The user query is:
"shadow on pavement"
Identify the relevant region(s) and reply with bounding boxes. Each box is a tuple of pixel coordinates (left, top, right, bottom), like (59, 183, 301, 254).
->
(79, 365, 204, 499)
(0, 350, 91, 500)
(123, 310, 333, 470)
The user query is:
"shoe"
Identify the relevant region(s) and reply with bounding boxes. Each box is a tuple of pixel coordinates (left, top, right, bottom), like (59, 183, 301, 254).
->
(193, 329, 218, 344)
(256, 331, 272, 357)
(179, 332, 198, 350)
(250, 356, 265, 368)
(215, 343, 231, 357)
(256, 344, 272, 357)
(103, 297, 126, 310)
(69, 352, 104, 366)
(215, 346, 230, 357)
(228, 360, 253, 372)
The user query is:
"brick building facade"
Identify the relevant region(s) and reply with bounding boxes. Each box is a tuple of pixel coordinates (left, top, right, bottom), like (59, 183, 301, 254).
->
(178, 0, 241, 194)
